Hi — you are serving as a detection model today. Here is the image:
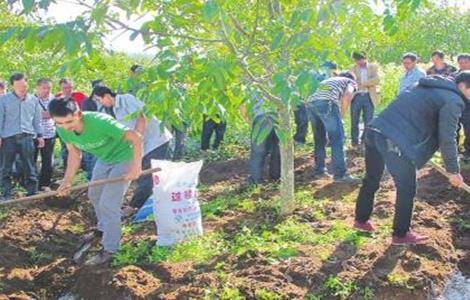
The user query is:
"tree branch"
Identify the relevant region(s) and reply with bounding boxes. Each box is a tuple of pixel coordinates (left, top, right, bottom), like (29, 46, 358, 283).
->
(67, 0, 223, 43)
(218, 12, 281, 104)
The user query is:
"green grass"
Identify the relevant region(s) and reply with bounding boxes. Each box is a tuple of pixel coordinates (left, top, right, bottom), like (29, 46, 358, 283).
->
(387, 272, 415, 290)
(201, 186, 260, 220)
(450, 217, 470, 231)
(63, 223, 86, 235)
(147, 231, 226, 264)
(0, 208, 8, 222)
(27, 247, 53, 265)
(112, 240, 152, 267)
(323, 276, 358, 299)
(229, 218, 369, 262)
(122, 223, 144, 237)
(114, 231, 227, 267)
(255, 288, 283, 300)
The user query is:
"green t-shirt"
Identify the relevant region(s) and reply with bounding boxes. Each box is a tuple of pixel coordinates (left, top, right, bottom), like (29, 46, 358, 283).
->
(57, 112, 133, 164)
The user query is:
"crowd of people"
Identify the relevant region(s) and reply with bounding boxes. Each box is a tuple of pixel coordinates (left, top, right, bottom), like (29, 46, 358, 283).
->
(1, 49, 470, 264)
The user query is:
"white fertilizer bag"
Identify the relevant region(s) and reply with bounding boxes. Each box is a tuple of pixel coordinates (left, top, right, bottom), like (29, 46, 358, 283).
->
(151, 159, 204, 246)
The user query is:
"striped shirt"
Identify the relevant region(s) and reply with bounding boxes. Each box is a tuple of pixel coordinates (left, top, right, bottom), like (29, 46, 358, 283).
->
(36, 95, 56, 139)
(309, 77, 357, 107)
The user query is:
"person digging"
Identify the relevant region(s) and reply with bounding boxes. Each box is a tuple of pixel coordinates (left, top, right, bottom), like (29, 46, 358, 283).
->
(49, 98, 143, 266)
(354, 72, 470, 245)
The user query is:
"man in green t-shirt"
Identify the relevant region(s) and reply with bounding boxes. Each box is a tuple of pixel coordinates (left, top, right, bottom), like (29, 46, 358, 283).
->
(49, 98, 143, 266)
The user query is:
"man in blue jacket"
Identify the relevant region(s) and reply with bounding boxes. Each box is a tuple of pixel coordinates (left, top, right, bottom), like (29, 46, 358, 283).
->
(354, 73, 470, 245)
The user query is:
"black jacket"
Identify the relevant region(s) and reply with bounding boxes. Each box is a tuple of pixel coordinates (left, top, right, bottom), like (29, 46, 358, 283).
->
(370, 76, 466, 173)
(81, 97, 98, 112)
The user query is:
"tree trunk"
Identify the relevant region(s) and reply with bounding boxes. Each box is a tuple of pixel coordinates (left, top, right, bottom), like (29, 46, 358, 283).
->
(278, 104, 295, 215)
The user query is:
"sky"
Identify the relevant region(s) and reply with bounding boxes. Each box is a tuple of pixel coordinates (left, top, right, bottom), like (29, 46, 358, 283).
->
(41, 0, 470, 55)
(41, 0, 151, 54)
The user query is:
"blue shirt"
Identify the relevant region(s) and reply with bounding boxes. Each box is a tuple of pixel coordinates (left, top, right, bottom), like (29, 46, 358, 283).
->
(399, 67, 426, 93)
(0, 92, 43, 138)
(107, 94, 172, 155)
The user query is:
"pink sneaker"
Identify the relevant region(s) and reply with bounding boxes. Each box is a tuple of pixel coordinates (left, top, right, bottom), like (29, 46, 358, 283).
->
(353, 220, 375, 233)
(392, 232, 428, 245)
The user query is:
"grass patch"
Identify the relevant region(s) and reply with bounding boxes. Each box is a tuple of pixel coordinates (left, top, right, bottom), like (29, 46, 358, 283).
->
(63, 223, 86, 235)
(112, 240, 152, 267)
(122, 223, 144, 237)
(28, 247, 53, 265)
(230, 218, 369, 261)
(387, 271, 414, 289)
(450, 217, 470, 231)
(0, 208, 8, 222)
(201, 186, 260, 220)
(255, 288, 283, 300)
(149, 231, 226, 264)
(323, 276, 358, 299)
(236, 199, 256, 213)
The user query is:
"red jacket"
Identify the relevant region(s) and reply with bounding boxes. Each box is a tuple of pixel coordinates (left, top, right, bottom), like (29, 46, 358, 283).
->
(55, 91, 87, 108)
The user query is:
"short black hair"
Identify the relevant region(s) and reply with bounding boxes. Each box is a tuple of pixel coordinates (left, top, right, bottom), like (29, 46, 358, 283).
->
(431, 50, 445, 59)
(338, 71, 356, 80)
(130, 64, 143, 73)
(402, 52, 418, 62)
(456, 71, 470, 88)
(9, 73, 26, 85)
(48, 98, 79, 117)
(352, 52, 366, 60)
(92, 85, 117, 98)
(322, 61, 337, 70)
(457, 53, 470, 62)
(91, 79, 103, 88)
(36, 78, 52, 86)
(59, 78, 72, 85)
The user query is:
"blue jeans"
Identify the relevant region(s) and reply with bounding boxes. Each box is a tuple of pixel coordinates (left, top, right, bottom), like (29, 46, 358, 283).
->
(81, 152, 97, 181)
(355, 129, 417, 237)
(350, 93, 374, 145)
(308, 101, 346, 178)
(129, 142, 170, 209)
(249, 114, 280, 184)
(1, 134, 38, 196)
(61, 136, 96, 180)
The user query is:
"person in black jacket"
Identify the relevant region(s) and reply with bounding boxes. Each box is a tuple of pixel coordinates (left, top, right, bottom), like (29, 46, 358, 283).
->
(354, 73, 470, 245)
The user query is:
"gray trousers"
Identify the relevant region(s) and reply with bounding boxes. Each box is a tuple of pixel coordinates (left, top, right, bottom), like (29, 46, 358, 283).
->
(88, 160, 130, 253)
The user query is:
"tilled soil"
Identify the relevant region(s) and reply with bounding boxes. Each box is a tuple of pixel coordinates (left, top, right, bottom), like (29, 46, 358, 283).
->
(1, 152, 470, 300)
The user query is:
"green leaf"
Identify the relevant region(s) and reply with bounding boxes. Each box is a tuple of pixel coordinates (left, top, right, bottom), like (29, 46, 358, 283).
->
(39, 0, 52, 10)
(271, 30, 283, 50)
(0, 28, 17, 45)
(22, 0, 34, 13)
(274, 126, 288, 145)
(255, 124, 272, 145)
(92, 4, 108, 26)
(202, 0, 219, 22)
(64, 31, 78, 54)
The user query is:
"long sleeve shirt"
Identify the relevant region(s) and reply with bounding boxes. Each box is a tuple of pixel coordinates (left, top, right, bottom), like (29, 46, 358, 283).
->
(0, 92, 43, 138)
(398, 67, 426, 93)
(36, 95, 56, 139)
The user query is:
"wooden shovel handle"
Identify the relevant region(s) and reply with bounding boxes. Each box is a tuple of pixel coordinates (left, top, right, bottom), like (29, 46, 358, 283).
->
(0, 167, 161, 206)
